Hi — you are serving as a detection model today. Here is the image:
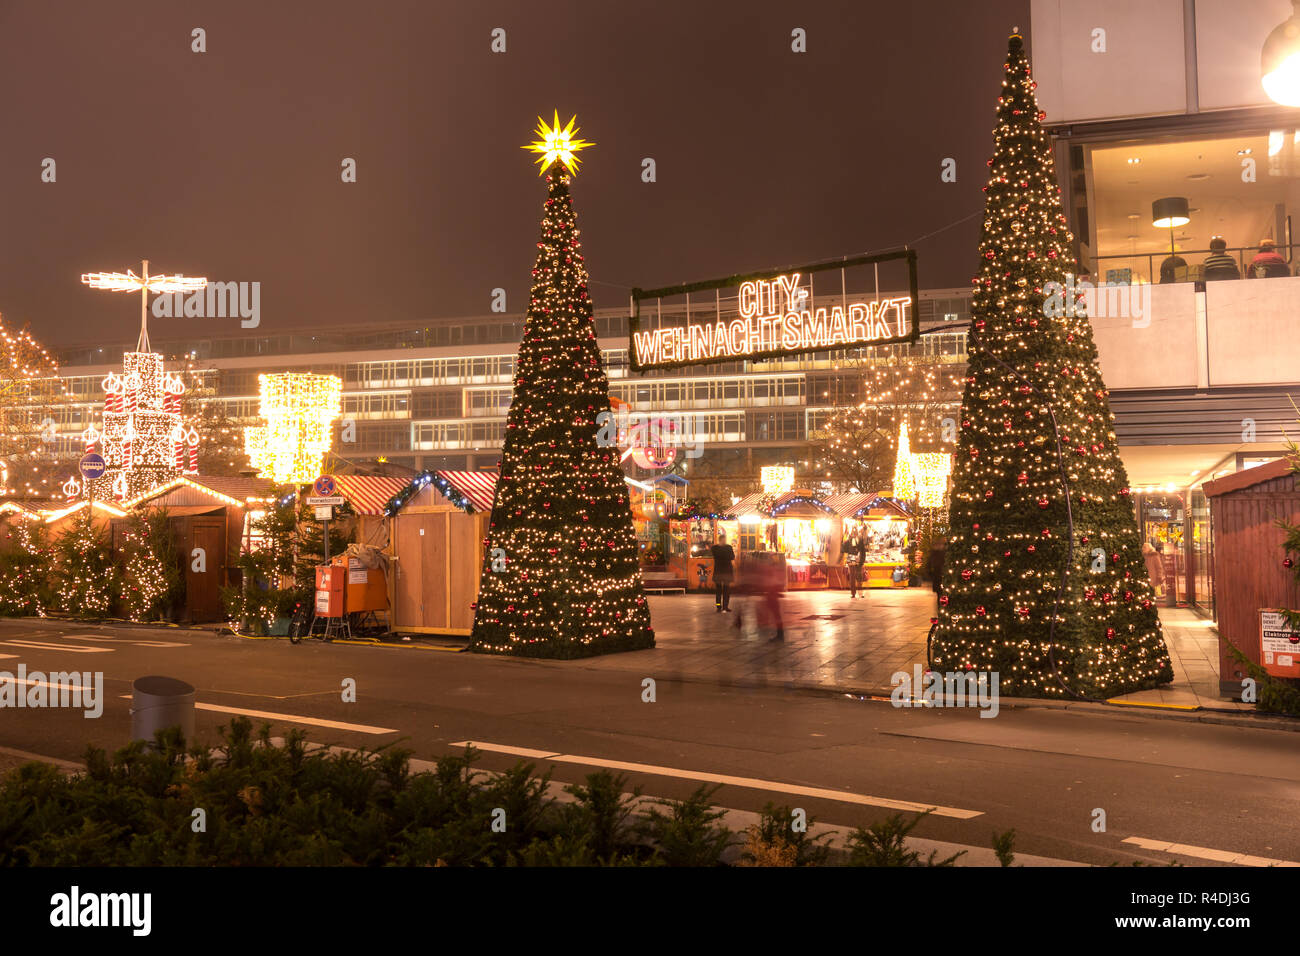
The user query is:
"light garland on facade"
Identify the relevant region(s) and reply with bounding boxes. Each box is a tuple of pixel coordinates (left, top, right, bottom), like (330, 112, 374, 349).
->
(245, 373, 342, 485)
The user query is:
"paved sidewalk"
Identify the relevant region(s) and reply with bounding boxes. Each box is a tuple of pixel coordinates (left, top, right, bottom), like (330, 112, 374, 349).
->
(562, 589, 1252, 713)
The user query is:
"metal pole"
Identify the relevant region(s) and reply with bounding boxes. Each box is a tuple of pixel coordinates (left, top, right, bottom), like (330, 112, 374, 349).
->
(139, 259, 150, 352)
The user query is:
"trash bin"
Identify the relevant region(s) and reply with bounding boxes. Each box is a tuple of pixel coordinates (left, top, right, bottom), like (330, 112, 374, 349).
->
(131, 675, 196, 746)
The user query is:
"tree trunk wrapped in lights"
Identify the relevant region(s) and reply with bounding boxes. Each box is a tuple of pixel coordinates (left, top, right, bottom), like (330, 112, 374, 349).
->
(930, 33, 1173, 698)
(470, 116, 654, 658)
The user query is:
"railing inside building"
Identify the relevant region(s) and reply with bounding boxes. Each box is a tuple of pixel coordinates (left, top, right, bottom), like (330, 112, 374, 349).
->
(1092, 244, 1297, 285)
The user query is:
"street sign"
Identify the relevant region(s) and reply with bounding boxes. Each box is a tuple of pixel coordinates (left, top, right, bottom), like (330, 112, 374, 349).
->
(313, 475, 337, 497)
(307, 496, 344, 506)
(314, 506, 334, 521)
(78, 453, 106, 480)
(1260, 609, 1300, 678)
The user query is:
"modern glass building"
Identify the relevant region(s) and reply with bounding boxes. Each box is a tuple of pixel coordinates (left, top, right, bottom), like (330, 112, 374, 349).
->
(46, 289, 975, 479)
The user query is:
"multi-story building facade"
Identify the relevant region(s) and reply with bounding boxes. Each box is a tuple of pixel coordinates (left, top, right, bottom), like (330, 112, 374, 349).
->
(44, 289, 975, 482)
(1031, 0, 1300, 615)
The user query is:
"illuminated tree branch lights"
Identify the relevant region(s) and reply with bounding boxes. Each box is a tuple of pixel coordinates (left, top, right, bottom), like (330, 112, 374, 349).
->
(469, 115, 653, 658)
(928, 33, 1173, 699)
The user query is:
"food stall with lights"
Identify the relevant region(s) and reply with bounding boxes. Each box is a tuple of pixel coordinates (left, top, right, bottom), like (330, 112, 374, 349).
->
(766, 494, 840, 589)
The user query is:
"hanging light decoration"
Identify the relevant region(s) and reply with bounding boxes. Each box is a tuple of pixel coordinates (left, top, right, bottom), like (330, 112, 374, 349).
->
(244, 372, 342, 485)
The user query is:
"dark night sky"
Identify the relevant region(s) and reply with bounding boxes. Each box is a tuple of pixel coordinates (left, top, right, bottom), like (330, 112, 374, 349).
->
(0, 0, 1029, 347)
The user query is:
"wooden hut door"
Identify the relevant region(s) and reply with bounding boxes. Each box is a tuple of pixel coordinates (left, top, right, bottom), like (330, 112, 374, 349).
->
(395, 513, 448, 629)
(186, 517, 226, 622)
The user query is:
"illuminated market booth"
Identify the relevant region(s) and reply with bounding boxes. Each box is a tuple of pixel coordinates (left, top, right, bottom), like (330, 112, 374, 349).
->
(823, 493, 915, 588)
(666, 505, 738, 592)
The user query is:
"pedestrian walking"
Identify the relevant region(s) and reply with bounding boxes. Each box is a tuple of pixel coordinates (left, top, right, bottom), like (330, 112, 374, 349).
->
(711, 532, 736, 613)
(928, 538, 947, 596)
(760, 556, 785, 640)
(849, 533, 868, 598)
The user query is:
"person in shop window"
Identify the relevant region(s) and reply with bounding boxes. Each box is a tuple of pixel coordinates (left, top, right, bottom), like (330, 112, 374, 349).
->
(1201, 237, 1240, 281)
(1246, 238, 1290, 278)
(1158, 254, 1187, 284)
(711, 532, 736, 613)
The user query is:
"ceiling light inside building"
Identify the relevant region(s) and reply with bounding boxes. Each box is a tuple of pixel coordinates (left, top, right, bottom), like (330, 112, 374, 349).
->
(1262, 2, 1300, 106)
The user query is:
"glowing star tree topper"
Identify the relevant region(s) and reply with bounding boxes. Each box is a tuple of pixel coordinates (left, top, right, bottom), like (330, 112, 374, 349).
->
(522, 111, 593, 175)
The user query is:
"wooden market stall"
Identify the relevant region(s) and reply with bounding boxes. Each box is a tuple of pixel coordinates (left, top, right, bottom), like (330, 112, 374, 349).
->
(718, 491, 842, 591)
(824, 493, 915, 589)
(1204, 457, 1300, 697)
(123, 475, 278, 623)
(666, 510, 739, 592)
(385, 470, 496, 636)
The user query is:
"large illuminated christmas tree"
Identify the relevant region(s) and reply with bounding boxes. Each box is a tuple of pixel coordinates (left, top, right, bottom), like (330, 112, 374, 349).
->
(469, 113, 654, 659)
(930, 34, 1173, 698)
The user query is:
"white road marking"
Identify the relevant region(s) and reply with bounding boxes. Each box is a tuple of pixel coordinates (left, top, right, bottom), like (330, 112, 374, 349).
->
(67, 635, 189, 647)
(0, 640, 113, 653)
(191, 702, 398, 735)
(1122, 836, 1300, 867)
(451, 740, 982, 819)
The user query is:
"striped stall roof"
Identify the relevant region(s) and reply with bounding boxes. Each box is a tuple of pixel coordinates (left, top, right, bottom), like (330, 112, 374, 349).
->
(822, 493, 882, 517)
(437, 470, 498, 513)
(334, 476, 409, 516)
(730, 492, 768, 517)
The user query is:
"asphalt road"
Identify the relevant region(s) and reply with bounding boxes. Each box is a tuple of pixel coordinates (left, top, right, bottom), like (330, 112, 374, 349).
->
(0, 617, 1297, 867)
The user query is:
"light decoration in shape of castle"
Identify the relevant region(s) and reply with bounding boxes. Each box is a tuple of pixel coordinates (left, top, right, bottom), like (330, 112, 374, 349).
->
(79, 259, 207, 501)
(892, 420, 952, 509)
(244, 373, 342, 485)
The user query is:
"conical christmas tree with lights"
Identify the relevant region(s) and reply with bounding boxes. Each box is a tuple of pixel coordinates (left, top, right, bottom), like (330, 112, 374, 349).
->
(469, 114, 654, 659)
(930, 33, 1173, 698)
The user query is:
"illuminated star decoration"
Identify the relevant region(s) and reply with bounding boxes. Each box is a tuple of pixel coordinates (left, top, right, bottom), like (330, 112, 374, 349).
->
(522, 111, 593, 175)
